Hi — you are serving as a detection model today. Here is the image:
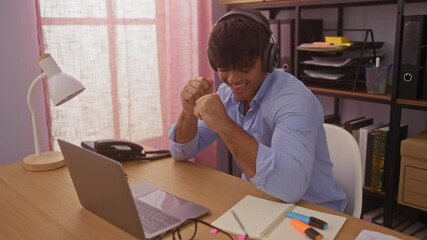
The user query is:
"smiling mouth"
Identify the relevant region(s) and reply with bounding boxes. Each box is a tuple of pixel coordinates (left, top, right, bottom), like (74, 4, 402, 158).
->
(231, 83, 247, 94)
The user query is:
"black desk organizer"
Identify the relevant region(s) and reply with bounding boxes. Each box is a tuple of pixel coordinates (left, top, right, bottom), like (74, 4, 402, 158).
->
(298, 29, 383, 91)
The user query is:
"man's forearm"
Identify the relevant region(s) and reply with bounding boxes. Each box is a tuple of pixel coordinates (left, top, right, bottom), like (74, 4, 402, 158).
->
(174, 111, 198, 143)
(218, 122, 258, 178)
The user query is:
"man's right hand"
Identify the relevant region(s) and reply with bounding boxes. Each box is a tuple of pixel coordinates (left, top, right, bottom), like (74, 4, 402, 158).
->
(180, 77, 214, 115)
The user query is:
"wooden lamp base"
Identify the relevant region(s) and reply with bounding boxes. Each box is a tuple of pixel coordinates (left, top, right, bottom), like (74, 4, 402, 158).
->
(23, 151, 65, 171)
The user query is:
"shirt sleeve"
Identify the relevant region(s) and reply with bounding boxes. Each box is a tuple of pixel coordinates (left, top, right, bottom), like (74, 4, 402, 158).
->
(168, 121, 219, 161)
(250, 92, 323, 203)
(168, 123, 199, 161)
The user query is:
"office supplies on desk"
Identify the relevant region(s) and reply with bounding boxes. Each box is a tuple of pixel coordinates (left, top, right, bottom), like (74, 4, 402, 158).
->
(290, 218, 323, 240)
(211, 195, 346, 240)
(231, 210, 248, 239)
(81, 139, 171, 162)
(287, 211, 328, 229)
(58, 139, 209, 240)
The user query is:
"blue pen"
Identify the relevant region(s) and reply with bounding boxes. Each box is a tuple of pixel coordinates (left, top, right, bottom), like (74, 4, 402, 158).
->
(287, 211, 328, 230)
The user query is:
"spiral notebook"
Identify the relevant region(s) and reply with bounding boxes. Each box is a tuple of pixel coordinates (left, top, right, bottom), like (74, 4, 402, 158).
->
(211, 195, 346, 240)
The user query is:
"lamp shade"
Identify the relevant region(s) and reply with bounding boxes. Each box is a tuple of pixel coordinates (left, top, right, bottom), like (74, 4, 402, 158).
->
(23, 53, 85, 171)
(38, 53, 85, 106)
(48, 72, 85, 106)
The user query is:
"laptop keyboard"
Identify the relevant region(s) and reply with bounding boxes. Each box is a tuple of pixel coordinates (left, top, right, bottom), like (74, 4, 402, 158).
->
(135, 199, 181, 234)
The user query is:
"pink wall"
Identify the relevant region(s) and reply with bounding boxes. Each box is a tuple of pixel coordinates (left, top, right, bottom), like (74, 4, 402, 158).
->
(0, 0, 48, 164)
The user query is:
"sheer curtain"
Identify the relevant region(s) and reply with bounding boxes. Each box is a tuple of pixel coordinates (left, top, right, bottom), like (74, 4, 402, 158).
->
(35, 0, 216, 168)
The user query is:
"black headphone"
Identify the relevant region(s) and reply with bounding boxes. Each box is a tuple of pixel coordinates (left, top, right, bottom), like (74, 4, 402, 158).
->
(209, 8, 279, 73)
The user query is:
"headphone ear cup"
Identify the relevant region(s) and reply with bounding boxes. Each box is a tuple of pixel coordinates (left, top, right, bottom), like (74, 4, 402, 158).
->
(266, 42, 279, 72)
(262, 42, 272, 72)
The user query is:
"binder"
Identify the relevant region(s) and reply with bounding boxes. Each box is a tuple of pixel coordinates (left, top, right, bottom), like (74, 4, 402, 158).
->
(324, 113, 340, 125)
(398, 15, 427, 100)
(364, 131, 375, 187)
(344, 117, 373, 142)
(279, 19, 295, 74)
(269, 19, 282, 69)
(269, 19, 323, 74)
(212, 195, 346, 240)
(358, 122, 387, 184)
(370, 125, 408, 191)
(342, 116, 365, 129)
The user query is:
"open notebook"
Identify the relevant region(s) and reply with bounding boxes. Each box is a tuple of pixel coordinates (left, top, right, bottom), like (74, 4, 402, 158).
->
(212, 195, 346, 240)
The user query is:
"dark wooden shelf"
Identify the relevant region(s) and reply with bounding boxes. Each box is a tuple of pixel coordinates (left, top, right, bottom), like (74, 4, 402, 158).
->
(308, 86, 391, 104)
(363, 186, 385, 197)
(397, 98, 427, 110)
(224, 0, 397, 9)
(363, 186, 401, 202)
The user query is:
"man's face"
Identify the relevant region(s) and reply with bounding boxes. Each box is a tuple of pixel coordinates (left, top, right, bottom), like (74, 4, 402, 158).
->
(217, 57, 266, 103)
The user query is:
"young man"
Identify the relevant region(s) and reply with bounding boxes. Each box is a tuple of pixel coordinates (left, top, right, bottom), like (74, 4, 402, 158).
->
(168, 8, 347, 212)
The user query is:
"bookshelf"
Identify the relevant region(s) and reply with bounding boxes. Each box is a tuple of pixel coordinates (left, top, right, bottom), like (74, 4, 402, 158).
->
(219, 0, 427, 230)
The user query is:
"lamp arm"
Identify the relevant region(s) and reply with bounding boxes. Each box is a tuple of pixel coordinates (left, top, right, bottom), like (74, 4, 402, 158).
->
(27, 72, 47, 157)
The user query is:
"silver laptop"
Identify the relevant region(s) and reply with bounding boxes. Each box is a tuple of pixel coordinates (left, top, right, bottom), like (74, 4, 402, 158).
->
(58, 139, 210, 240)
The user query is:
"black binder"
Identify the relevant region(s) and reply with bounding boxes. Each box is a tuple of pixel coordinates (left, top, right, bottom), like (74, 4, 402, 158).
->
(269, 19, 282, 69)
(279, 19, 295, 74)
(398, 15, 427, 100)
(269, 19, 323, 75)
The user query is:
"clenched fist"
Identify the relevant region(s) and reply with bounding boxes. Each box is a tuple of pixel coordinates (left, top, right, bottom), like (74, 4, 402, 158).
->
(180, 77, 214, 115)
(194, 93, 230, 133)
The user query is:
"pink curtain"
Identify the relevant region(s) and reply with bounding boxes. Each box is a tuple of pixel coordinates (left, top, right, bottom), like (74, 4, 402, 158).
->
(35, 0, 216, 168)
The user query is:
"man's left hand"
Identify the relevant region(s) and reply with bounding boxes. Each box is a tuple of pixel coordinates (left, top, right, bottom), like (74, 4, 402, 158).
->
(194, 93, 231, 133)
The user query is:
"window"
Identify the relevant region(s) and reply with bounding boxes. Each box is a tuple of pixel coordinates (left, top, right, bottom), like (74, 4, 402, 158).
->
(36, 0, 214, 162)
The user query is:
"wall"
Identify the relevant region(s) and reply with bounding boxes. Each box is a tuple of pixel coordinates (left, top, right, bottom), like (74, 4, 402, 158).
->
(0, 0, 48, 164)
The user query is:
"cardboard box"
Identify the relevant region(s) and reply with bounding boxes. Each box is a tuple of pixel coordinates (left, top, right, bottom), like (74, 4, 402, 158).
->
(398, 130, 427, 211)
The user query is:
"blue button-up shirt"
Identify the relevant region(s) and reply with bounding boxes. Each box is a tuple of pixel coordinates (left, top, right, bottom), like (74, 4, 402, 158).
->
(169, 69, 347, 211)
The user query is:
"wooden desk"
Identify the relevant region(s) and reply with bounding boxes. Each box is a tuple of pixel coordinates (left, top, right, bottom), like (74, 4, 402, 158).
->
(0, 158, 415, 239)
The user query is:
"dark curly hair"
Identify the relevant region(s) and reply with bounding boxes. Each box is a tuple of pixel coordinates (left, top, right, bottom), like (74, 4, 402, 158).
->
(207, 8, 270, 71)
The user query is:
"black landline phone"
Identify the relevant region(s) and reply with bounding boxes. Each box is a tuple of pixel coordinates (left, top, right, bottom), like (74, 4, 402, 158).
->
(81, 139, 171, 162)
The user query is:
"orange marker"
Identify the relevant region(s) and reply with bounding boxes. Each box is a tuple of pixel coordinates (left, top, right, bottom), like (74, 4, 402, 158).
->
(290, 218, 323, 240)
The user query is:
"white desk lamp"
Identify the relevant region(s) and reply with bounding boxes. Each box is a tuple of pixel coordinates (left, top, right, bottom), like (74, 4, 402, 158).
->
(23, 53, 85, 171)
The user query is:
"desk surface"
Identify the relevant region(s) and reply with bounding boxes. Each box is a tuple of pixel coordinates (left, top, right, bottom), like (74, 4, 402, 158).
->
(0, 158, 415, 240)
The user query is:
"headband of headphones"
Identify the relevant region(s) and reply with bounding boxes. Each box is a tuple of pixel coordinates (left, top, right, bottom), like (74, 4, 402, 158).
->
(215, 9, 273, 36)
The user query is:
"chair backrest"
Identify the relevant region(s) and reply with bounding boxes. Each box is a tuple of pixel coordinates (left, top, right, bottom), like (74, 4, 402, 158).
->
(324, 123, 363, 218)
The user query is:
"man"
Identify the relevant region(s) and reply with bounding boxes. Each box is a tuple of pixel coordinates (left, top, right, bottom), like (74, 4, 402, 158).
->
(169, 8, 347, 212)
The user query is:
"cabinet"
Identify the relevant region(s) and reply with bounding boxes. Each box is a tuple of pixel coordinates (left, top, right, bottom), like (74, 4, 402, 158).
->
(220, 0, 427, 229)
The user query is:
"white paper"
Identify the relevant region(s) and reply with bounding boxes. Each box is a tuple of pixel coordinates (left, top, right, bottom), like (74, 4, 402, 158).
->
(355, 229, 400, 240)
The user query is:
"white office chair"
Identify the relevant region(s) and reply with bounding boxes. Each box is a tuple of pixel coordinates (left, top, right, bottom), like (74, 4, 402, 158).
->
(324, 123, 363, 218)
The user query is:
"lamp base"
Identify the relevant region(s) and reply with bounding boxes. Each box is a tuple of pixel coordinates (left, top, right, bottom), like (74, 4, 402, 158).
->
(23, 151, 65, 171)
